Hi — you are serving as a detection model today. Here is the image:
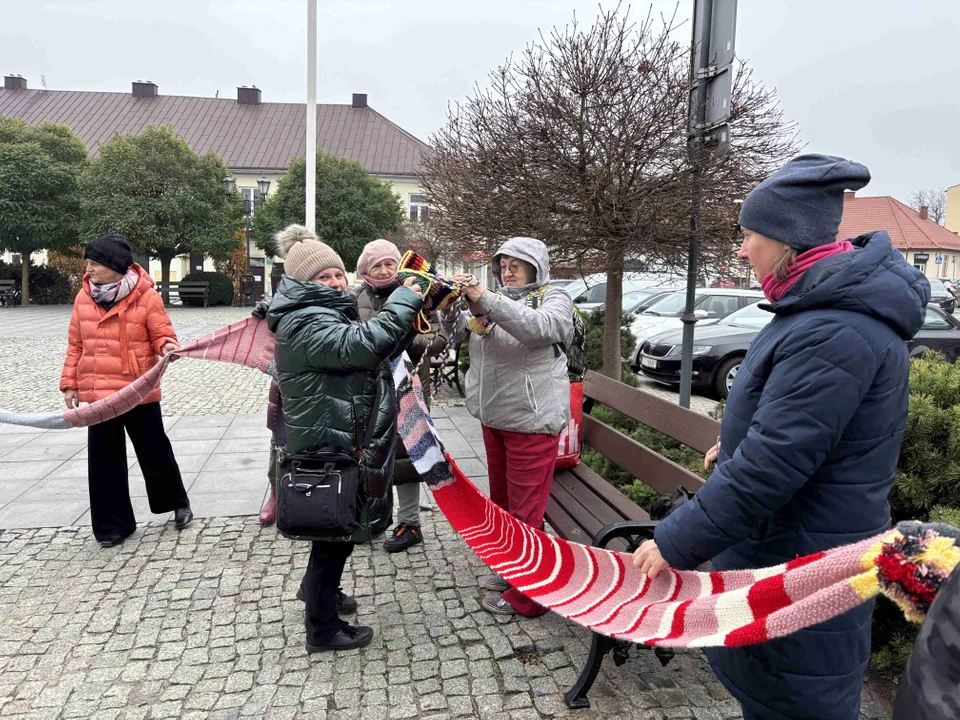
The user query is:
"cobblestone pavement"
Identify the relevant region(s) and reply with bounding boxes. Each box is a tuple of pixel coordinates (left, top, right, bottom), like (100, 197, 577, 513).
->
(0, 306, 894, 718)
(0, 307, 272, 417)
(0, 516, 894, 720)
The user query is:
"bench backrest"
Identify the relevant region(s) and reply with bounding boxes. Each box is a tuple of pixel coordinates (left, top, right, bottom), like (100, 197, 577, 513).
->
(0, 279, 15, 288)
(155, 282, 209, 291)
(582, 371, 719, 494)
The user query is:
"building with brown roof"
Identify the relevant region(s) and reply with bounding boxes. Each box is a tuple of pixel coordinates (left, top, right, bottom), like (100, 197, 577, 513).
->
(0, 75, 431, 285)
(838, 192, 960, 281)
(945, 184, 960, 236)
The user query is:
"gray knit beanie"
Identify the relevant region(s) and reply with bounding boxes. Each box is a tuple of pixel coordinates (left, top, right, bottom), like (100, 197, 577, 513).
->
(738, 154, 871, 251)
(275, 225, 345, 282)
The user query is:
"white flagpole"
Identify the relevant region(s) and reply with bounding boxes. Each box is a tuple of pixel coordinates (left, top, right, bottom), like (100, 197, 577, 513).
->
(305, 0, 317, 232)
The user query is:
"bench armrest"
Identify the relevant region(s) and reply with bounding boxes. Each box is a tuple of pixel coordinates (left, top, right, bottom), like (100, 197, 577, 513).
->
(593, 520, 658, 552)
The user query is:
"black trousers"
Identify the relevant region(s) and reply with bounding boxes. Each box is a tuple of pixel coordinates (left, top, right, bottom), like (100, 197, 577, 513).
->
(303, 541, 354, 643)
(87, 402, 189, 542)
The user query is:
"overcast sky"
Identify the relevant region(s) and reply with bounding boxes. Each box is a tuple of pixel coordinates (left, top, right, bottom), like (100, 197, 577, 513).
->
(3, 0, 959, 200)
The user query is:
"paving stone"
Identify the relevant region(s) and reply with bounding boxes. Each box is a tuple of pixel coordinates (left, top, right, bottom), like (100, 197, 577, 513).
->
(0, 302, 895, 720)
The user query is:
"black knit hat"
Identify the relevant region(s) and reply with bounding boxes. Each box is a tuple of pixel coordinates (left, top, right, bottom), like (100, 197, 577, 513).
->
(84, 234, 134, 275)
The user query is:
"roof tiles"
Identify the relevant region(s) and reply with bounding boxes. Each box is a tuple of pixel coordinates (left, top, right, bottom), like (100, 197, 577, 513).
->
(839, 194, 960, 251)
(0, 88, 429, 177)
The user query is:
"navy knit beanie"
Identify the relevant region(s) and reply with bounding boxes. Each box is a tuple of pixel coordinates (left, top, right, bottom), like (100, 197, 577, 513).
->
(84, 234, 134, 275)
(738, 154, 871, 252)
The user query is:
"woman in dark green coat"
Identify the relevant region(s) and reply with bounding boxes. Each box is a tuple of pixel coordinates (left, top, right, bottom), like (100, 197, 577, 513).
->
(266, 225, 423, 652)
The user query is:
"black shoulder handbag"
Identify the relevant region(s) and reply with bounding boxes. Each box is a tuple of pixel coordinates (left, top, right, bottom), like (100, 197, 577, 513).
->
(276, 377, 382, 541)
(649, 486, 695, 521)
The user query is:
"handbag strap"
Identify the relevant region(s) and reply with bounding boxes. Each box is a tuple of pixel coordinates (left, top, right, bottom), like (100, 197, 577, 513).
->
(358, 366, 384, 454)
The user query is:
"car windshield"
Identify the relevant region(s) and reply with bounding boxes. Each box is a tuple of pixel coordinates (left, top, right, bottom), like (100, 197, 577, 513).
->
(642, 292, 686, 315)
(717, 302, 774, 327)
(565, 280, 589, 299)
(623, 290, 655, 311)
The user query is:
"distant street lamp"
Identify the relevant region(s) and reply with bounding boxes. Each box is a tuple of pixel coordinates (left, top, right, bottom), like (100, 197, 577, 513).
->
(224, 175, 271, 305)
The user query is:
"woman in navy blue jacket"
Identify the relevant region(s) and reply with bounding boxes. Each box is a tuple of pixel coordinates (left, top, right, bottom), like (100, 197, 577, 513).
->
(633, 155, 930, 720)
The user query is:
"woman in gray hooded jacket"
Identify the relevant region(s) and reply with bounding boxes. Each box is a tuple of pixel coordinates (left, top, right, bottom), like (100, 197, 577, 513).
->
(450, 237, 573, 617)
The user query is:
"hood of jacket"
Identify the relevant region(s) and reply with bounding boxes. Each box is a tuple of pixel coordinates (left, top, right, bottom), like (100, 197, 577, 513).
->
(493, 237, 551, 300)
(769, 230, 930, 340)
(266, 275, 358, 331)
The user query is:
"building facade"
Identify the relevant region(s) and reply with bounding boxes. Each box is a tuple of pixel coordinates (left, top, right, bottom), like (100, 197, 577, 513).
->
(0, 77, 431, 293)
(838, 192, 960, 281)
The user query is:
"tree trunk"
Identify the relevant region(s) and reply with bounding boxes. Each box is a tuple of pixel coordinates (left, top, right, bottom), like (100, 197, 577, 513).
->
(20, 253, 30, 306)
(158, 254, 172, 306)
(600, 240, 625, 381)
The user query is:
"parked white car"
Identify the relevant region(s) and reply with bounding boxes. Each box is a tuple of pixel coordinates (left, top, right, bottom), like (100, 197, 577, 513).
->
(630, 288, 766, 353)
(565, 273, 686, 312)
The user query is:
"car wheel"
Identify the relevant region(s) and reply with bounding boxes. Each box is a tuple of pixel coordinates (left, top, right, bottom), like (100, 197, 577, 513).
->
(713, 356, 744, 400)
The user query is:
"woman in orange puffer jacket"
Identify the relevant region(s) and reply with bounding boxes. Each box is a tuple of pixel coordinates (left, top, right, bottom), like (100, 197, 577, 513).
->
(60, 234, 193, 548)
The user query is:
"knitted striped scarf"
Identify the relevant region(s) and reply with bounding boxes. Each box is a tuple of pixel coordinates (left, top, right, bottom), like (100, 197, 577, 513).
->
(2, 318, 958, 647)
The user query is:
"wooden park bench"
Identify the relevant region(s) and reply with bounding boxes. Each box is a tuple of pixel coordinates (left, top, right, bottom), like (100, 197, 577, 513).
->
(545, 370, 720, 709)
(155, 281, 210, 308)
(0, 279, 19, 306)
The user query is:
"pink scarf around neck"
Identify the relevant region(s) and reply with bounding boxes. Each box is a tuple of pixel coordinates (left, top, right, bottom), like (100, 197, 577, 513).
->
(761, 241, 854, 303)
(363, 273, 399, 289)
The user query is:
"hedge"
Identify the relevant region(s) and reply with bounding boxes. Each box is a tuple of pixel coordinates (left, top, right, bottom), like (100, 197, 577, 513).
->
(0, 261, 75, 305)
(179, 271, 235, 306)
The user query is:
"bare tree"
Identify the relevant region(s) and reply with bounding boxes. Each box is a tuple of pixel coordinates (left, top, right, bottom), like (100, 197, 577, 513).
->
(909, 188, 947, 225)
(387, 220, 462, 273)
(420, 4, 799, 379)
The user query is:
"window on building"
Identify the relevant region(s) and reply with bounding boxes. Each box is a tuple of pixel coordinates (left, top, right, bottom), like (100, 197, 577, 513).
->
(409, 194, 430, 223)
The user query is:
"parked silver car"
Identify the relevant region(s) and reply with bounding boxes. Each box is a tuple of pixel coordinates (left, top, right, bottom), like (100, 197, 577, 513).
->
(630, 288, 766, 365)
(565, 273, 686, 312)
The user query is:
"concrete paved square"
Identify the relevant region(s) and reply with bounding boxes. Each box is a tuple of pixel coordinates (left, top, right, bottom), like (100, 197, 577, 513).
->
(0, 410, 490, 530)
(0, 305, 892, 718)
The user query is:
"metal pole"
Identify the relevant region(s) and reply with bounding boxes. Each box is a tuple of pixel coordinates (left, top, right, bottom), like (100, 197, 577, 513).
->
(244, 201, 251, 271)
(679, 0, 714, 409)
(305, 0, 317, 232)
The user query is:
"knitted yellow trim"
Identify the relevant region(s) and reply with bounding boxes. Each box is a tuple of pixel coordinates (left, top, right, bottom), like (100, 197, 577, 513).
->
(850, 568, 881, 600)
(860, 533, 896, 570)
(917, 536, 960, 574)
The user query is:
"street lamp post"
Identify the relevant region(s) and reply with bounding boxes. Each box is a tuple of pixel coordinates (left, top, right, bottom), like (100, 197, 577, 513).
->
(224, 175, 271, 305)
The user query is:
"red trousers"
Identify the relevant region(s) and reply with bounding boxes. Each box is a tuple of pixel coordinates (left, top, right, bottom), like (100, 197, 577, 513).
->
(481, 424, 559, 617)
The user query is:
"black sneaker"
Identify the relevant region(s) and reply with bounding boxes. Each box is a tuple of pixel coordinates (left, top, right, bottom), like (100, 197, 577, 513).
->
(383, 523, 423, 553)
(295, 586, 358, 614)
(336, 589, 358, 615)
(306, 623, 373, 653)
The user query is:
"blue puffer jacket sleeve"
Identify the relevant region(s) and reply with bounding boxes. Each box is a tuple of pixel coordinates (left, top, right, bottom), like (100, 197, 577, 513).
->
(655, 318, 879, 570)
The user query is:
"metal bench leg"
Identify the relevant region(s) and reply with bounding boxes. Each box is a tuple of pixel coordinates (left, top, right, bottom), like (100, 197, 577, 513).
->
(654, 647, 675, 667)
(564, 631, 615, 709)
(453, 366, 464, 398)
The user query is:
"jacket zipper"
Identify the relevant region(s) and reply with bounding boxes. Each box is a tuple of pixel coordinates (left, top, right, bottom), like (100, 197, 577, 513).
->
(477, 336, 485, 425)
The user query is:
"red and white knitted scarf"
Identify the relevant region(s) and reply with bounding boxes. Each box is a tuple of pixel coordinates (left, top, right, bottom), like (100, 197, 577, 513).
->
(1, 318, 957, 647)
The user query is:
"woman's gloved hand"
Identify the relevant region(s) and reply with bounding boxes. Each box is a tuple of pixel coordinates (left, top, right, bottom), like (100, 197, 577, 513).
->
(251, 298, 272, 319)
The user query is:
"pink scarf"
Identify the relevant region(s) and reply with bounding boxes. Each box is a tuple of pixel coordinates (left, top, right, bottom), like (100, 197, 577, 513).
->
(363, 273, 400, 289)
(762, 241, 854, 302)
(89, 267, 140, 307)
